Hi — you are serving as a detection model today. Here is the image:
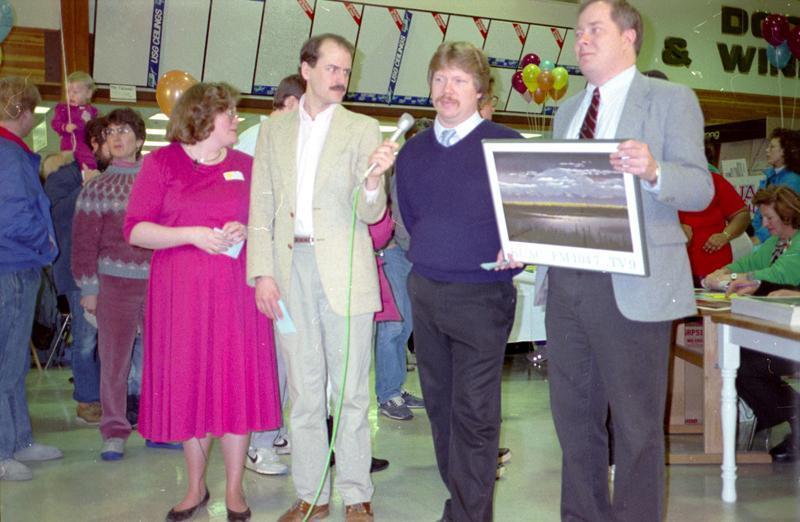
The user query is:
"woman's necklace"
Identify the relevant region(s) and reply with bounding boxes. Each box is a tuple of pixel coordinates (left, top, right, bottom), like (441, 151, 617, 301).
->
(185, 145, 225, 166)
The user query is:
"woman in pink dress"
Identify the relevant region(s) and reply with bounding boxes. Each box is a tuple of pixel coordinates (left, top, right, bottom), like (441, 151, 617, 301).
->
(124, 82, 280, 522)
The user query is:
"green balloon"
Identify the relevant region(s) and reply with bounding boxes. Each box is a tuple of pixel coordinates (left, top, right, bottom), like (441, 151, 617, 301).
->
(552, 66, 569, 90)
(540, 59, 555, 71)
(522, 64, 541, 92)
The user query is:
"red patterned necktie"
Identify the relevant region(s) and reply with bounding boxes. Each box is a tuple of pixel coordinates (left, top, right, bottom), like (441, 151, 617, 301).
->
(579, 88, 600, 139)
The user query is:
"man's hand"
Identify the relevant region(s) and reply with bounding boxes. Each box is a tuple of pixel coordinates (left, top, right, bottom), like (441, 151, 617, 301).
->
(610, 140, 659, 183)
(364, 140, 400, 190)
(493, 249, 523, 271)
(255, 276, 282, 320)
(726, 278, 760, 297)
(80, 294, 98, 315)
(190, 227, 234, 255)
(703, 233, 729, 253)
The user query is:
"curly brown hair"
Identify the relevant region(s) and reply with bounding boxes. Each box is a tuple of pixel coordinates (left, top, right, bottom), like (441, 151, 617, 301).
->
(166, 82, 240, 144)
(770, 128, 800, 174)
(753, 185, 800, 229)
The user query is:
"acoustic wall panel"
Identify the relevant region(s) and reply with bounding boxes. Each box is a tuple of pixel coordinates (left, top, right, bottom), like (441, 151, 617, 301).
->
(203, 0, 264, 92)
(157, 0, 210, 87)
(312, 0, 361, 43)
(348, 6, 405, 103)
(253, 0, 315, 95)
(93, 1, 153, 86)
(390, 11, 447, 105)
(483, 20, 527, 69)
(443, 15, 487, 50)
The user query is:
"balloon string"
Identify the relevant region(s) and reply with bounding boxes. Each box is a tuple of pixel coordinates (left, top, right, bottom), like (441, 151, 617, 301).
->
(792, 75, 798, 130)
(778, 73, 784, 128)
(59, 7, 76, 153)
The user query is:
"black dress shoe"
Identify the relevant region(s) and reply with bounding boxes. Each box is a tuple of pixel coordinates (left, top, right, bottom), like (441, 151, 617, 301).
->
(226, 506, 251, 522)
(165, 489, 210, 521)
(370, 457, 389, 473)
(769, 434, 800, 462)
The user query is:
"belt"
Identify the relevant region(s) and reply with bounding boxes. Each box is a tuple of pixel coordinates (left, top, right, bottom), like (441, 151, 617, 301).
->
(294, 236, 315, 244)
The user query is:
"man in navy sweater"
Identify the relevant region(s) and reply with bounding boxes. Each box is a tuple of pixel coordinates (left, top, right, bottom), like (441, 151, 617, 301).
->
(396, 42, 519, 522)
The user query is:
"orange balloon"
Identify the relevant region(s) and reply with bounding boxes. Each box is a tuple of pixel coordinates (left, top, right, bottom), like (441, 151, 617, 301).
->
(156, 70, 198, 116)
(549, 85, 568, 101)
(533, 87, 547, 104)
(536, 71, 554, 91)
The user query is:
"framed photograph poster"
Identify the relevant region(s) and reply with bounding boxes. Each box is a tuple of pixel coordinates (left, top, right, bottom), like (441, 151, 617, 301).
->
(482, 139, 649, 276)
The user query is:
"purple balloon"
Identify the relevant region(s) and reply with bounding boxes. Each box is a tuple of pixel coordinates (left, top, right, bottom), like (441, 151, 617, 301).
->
(761, 14, 790, 46)
(520, 53, 541, 68)
(511, 71, 527, 94)
(788, 26, 800, 61)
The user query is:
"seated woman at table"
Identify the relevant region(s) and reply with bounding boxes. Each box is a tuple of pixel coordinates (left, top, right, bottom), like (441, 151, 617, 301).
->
(704, 185, 800, 461)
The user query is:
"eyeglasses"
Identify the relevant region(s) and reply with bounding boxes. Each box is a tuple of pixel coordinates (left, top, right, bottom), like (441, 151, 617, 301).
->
(224, 108, 239, 120)
(490, 95, 499, 108)
(103, 126, 133, 137)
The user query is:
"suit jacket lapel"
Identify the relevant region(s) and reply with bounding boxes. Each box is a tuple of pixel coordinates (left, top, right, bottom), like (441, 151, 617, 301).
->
(615, 72, 647, 141)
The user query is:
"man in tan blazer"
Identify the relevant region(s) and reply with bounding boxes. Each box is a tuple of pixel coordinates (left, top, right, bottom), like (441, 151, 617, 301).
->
(247, 33, 396, 522)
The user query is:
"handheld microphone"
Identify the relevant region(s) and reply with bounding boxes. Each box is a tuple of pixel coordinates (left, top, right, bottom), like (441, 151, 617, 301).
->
(362, 112, 416, 180)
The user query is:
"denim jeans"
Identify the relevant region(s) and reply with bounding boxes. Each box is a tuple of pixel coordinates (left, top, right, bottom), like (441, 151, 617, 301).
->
(0, 268, 41, 458)
(65, 290, 100, 403)
(127, 334, 143, 397)
(374, 246, 413, 404)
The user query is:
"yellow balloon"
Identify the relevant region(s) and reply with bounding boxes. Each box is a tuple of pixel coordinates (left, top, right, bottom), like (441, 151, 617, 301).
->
(521, 64, 540, 92)
(552, 67, 569, 91)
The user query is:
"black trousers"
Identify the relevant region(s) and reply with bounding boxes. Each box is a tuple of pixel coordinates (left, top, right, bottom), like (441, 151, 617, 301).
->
(737, 348, 800, 433)
(408, 272, 516, 522)
(546, 268, 672, 522)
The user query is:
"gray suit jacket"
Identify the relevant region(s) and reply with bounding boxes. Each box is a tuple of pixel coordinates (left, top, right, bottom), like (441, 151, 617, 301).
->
(246, 105, 386, 316)
(535, 72, 713, 322)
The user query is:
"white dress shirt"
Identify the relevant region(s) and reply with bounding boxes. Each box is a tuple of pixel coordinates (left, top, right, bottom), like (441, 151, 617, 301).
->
(434, 111, 484, 146)
(295, 96, 336, 237)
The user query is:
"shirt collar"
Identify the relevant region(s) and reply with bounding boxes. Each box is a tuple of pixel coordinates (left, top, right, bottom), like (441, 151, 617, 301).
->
(586, 65, 637, 102)
(0, 125, 32, 153)
(434, 111, 483, 143)
(298, 95, 338, 125)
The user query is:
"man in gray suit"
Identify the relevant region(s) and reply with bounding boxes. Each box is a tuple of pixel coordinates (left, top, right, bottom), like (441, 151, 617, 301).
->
(534, 1, 713, 520)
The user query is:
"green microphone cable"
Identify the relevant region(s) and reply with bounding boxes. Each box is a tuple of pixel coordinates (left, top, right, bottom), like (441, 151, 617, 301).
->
(304, 185, 362, 521)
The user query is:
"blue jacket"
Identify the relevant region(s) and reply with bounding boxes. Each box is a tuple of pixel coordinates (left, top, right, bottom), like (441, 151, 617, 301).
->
(0, 132, 58, 274)
(44, 161, 82, 293)
(752, 166, 800, 243)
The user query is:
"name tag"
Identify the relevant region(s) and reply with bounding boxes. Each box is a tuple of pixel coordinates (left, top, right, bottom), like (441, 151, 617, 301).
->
(223, 171, 245, 181)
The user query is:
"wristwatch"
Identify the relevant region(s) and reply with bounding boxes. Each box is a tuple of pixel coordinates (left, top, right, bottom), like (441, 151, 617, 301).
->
(729, 273, 738, 280)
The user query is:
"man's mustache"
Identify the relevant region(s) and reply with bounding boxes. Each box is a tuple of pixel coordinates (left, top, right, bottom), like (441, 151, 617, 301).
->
(331, 85, 346, 92)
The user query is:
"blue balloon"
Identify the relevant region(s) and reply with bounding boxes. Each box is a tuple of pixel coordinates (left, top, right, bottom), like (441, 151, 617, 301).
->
(0, 0, 13, 44)
(767, 42, 792, 70)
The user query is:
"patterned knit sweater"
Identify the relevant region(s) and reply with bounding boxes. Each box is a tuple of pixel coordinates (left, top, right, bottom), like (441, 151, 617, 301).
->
(71, 160, 151, 296)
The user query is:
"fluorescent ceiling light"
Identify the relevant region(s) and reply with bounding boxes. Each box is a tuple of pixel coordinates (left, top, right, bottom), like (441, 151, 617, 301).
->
(144, 140, 169, 147)
(149, 113, 169, 121)
(520, 132, 542, 139)
(379, 125, 397, 133)
(146, 128, 166, 135)
(35, 106, 51, 114)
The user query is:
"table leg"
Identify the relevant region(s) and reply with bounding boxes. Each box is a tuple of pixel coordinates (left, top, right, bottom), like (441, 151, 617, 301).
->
(718, 324, 740, 503)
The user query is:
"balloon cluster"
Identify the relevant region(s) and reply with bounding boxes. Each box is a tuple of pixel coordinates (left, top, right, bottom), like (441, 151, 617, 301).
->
(511, 53, 569, 104)
(762, 14, 800, 69)
(0, 0, 14, 66)
(155, 70, 198, 116)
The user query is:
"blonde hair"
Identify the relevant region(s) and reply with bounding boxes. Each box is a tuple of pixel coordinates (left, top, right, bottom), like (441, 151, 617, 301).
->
(427, 42, 491, 102)
(41, 151, 74, 179)
(166, 82, 240, 144)
(67, 71, 96, 92)
(0, 76, 41, 121)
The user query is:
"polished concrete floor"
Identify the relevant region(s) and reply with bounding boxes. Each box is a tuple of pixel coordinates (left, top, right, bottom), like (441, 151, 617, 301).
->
(2, 355, 799, 521)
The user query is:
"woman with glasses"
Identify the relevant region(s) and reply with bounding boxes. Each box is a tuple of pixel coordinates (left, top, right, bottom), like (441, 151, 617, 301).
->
(752, 128, 800, 243)
(71, 107, 149, 462)
(124, 82, 280, 522)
